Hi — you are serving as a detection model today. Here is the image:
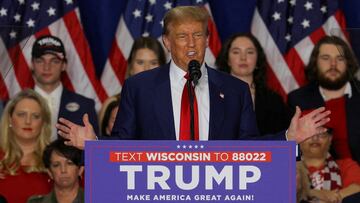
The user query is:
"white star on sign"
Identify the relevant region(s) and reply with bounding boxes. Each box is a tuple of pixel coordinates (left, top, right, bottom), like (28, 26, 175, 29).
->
(149, 0, 156, 5)
(301, 19, 310, 29)
(47, 7, 56, 16)
(288, 16, 294, 24)
(133, 9, 141, 18)
(272, 11, 281, 21)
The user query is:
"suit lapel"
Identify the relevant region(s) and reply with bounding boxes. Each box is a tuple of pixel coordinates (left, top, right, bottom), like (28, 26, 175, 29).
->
(58, 88, 66, 119)
(207, 67, 225, 140)
(153, 64, 176, 139)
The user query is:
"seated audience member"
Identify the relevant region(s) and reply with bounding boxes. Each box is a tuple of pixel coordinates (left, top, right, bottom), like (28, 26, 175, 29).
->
(299, 126, 360, 202)
(31, 35, 99, 141)
(27, 139, 84, 203)
(98, 36, 166, 137)
(0, 89, 52, 203)
(288, 36, 360, 164)
(216, 33, 291, 135)
(296, 161, 310, 203)
(99, 95, 120, 137)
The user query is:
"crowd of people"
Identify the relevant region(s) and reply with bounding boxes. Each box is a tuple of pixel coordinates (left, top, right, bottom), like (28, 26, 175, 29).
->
(0, 5, 359, 203)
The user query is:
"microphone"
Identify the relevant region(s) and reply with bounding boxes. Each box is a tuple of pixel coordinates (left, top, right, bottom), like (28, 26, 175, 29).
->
(188, 60, 202, 86)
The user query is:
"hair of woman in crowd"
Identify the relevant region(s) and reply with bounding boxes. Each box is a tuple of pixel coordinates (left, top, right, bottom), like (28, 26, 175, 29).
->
(216, 32, 267, 92)
(125, 36, 167, 78)
(0, 89, 51, 175)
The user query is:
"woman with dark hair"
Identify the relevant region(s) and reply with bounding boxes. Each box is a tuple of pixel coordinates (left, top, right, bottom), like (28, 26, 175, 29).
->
(216, 33, 291, 135)
(125, 36, 167, 78)
(98, 94, 120, 137)
(27, 139, 84, 203)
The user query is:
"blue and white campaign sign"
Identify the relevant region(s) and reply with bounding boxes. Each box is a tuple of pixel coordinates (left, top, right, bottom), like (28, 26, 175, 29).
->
(85, 141, 296, 203)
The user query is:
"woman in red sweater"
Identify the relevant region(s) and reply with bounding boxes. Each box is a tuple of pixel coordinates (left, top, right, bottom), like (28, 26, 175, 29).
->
(0, 89, 52, 202)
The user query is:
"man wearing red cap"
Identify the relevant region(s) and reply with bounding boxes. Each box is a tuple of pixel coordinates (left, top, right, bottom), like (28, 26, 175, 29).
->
(31, 35, 98, 141)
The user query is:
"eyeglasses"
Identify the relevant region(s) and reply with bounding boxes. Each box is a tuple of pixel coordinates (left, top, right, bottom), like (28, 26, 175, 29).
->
(312, 133, 331, 139)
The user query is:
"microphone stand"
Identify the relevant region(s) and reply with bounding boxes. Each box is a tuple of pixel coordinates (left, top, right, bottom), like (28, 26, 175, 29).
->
(186, 79, 195, 141)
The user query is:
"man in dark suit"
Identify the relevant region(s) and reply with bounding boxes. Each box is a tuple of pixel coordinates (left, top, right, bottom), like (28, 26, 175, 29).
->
(31, 35, 98, 141)
(288, 36, 360, 164)
(56, 6, 329, 149)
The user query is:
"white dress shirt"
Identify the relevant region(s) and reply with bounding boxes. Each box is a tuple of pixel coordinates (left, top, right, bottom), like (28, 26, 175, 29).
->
(169, 61, 210, 140)
(35, 84, 63, 141)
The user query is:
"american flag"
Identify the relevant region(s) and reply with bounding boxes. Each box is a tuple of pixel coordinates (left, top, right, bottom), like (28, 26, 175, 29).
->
(101, 0, 222, 97)
(251, 0, 347, 98)
(0, 0, 107, 109)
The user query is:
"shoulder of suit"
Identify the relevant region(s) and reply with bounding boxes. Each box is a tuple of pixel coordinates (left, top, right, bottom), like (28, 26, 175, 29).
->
(27, 194, 49, 203)
(288, 83, 316, 97)
(62, 88, 95, 104)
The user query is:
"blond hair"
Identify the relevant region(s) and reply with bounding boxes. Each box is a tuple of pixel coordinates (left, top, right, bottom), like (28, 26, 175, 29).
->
(0, 89, 51, 175)
(163, 6, 209, 35)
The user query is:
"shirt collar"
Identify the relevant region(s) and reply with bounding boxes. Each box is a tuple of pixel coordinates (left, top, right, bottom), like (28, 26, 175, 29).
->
(319, 81, 352, 100)
(169, 60, 207, 84)
(35, 83, 63, 99)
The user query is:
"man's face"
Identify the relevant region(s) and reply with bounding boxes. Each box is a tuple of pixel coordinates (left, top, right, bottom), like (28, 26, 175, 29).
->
(316, 43, 348, 90)
(32, 53, 65, 87)
(163, 20, 208, 71)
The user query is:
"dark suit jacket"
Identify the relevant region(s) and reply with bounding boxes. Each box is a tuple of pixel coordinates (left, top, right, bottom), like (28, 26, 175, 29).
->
(255, 87, 291, 135)
(111, 63, 285, 140)
(59, 88, 99, 135)
(288, 81, 360, 164)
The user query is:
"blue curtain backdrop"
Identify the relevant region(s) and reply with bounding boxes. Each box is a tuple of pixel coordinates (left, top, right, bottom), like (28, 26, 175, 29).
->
(78, 0, 360, 77)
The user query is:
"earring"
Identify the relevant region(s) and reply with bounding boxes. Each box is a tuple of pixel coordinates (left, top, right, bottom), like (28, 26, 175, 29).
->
(9, 123, 12, 128)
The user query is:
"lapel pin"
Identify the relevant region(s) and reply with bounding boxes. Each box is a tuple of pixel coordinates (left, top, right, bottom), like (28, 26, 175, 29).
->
(219, 93, 224, 99)
(65, 102, 80, 112)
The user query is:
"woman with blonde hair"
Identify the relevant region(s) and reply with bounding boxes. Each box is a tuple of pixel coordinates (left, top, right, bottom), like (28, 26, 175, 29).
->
(0, 89, 52, 202)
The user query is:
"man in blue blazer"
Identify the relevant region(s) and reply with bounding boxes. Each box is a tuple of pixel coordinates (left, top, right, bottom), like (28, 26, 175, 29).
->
(31, 35, 99, 141)
(56, 6, 330, 149)
(288, 36, 360, 164)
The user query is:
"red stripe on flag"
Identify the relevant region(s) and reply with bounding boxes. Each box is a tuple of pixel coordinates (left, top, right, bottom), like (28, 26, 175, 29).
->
(283, 48, 307, 87)
(35, 28, 51, 38)
(62, 10, 107, 102)
(335, 10, 347, 31)
(309, 27, 326, 44)
(8, 45, 34, 89)
(61, 73, 75, 91)
(108, 41, 127, 85)
(0, 75, 9, 99)
(266, 64, 288, 102)
(207, 19, 222, 57)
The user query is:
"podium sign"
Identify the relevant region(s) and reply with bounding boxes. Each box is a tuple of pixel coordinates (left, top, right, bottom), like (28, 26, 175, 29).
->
(85, 141, 296, 203)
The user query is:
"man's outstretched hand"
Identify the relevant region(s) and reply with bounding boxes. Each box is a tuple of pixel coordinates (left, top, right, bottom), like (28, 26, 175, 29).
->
(287, 106, 331, 143)
(56, 114, 96, 150)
